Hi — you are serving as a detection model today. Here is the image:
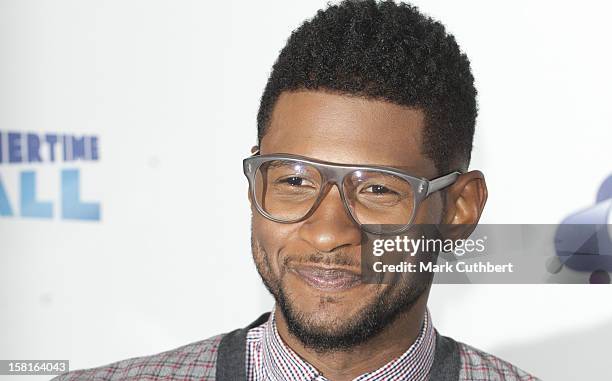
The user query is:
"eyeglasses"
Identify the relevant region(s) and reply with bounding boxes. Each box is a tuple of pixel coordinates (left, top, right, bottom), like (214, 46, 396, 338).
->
(243, 152, 460, 234)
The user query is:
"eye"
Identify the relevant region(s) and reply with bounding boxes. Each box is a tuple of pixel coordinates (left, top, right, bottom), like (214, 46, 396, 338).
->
(277, 176, 317, 188)
(284, 176, 305, 186)
(363, 184, 395, 195)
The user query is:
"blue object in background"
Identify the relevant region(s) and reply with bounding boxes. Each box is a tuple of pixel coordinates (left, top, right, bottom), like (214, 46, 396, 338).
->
(555, 174, 612, 276)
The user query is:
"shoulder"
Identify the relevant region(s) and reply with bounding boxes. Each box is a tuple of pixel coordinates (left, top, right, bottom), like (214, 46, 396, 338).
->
(455, 340, 541, 381)
(51, 334, 224, 381)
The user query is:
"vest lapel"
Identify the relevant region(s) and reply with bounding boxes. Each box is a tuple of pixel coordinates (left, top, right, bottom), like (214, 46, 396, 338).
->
(429, 332, 461, 380)
(216, 312, 270, 381)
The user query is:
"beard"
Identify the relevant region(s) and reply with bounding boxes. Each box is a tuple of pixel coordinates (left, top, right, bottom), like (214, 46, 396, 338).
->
(251, 232, 431, 353)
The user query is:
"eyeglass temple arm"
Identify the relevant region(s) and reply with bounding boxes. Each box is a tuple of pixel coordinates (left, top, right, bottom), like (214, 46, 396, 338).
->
(426, 171, 461, 196)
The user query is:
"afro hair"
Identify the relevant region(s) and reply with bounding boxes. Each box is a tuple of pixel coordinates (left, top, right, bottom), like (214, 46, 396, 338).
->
(257, 0, 478, 173)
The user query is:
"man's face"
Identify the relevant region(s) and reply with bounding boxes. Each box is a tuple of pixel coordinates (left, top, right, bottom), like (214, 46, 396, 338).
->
(251, 90, 444, 351)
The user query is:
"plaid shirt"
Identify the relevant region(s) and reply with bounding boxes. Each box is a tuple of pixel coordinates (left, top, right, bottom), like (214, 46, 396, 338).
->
(53, 310, 540, 381)
(245, 309, 436, 381)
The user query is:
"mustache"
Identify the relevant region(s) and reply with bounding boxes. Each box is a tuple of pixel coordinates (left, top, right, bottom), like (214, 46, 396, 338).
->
(283, 250, 360, 268)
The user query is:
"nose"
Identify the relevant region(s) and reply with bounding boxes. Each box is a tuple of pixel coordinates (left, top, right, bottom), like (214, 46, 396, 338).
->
(298, 184, 362, 253)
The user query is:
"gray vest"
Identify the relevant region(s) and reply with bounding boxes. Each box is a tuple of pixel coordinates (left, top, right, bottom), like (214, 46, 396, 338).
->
(216, 313, 460, 381)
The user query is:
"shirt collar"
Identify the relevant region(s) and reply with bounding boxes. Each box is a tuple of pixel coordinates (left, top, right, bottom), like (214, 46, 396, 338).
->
(259, 308, 437, 381)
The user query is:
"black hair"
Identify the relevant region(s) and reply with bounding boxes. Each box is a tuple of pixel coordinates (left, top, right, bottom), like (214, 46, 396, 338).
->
(257, 0, 477, 173)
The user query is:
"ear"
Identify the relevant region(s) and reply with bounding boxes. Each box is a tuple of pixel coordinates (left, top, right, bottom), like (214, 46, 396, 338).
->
(251, 145, 259, 154)
(439, 170, 488, 240)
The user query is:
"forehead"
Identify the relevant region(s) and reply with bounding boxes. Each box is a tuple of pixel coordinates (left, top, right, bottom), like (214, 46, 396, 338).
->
(260, 90, 437, 178)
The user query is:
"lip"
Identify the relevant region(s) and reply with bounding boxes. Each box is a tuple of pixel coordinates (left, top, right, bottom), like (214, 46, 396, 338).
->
(291, 265, 362, 292)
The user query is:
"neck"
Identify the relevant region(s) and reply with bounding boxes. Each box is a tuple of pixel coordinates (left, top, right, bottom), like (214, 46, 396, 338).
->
(274, 292, 430, 381)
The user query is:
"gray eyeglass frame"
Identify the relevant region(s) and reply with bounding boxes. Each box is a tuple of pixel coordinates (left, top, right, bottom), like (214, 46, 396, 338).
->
(243, 152, 461, 234)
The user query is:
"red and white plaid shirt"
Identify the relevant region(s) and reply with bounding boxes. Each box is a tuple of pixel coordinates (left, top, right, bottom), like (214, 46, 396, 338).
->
(245, 309, 436, 381)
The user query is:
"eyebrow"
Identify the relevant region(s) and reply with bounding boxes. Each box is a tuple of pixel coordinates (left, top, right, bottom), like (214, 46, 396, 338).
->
(264, 160, 304, 168)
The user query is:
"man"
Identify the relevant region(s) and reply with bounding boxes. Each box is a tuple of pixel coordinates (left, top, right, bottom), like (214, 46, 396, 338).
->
(55, 1, 539, 380)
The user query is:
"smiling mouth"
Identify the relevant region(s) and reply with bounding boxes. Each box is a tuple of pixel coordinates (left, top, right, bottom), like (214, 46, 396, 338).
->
(291, 265, 362, 292)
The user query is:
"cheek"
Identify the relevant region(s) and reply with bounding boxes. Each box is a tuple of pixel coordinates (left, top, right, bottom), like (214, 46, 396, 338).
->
(252, 212, 297, 275)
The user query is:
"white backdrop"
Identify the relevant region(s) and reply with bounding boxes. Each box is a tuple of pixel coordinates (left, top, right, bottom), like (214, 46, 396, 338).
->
(1, 1, 611, 380)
